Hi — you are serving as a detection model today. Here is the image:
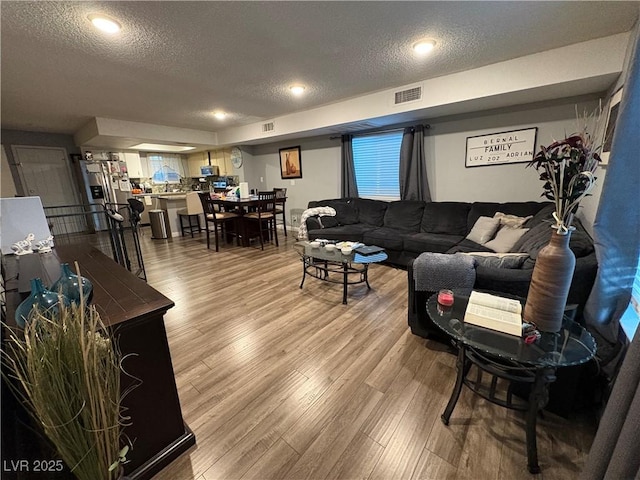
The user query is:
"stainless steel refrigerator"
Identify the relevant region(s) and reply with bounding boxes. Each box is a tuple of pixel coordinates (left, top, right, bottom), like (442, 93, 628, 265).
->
(80, 160, 132, 230)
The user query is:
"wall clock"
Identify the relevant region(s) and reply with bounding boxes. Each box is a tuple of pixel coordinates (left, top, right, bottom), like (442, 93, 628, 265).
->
(230, 147, 243, 168)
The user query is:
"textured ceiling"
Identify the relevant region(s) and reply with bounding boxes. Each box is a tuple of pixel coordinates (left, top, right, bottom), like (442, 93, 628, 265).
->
(2, 1, 639, 135)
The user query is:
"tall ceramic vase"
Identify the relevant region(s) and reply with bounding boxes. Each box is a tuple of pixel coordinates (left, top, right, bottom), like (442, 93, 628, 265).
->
(523, 230, 576, 332)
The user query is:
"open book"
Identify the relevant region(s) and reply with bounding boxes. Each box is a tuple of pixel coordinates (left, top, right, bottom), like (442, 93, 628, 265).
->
(463, 291, 523, 336)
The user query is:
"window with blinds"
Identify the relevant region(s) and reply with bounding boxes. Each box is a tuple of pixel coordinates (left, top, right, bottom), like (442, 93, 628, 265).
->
(621, 256, 640, 339)
(352, 131, 403, 201)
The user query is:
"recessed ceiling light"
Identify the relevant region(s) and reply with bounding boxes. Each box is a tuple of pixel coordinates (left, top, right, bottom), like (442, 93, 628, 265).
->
(289, 85, 306, 96)
(413, 40, 436, 55)
(213, 111, 227, 120)
(88, 14, 121, 34)
(132, 143, 195, 152)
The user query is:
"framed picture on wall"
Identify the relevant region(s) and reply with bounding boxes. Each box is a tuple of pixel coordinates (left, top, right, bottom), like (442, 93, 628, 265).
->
(279, 146, 302, 179)
(465, 127, 537, 167)
(601, 86, 623, 165)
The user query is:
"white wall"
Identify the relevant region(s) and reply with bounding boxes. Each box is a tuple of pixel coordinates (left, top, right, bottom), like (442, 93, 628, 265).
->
(245, 137, 341, 226)
(580, 20, 640, 235)
(427, 96, 601, 203)
(244, 96, 603, 231)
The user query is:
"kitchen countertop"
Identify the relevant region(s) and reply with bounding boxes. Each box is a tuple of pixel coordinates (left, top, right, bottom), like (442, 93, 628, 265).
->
(157, 194, 187, 201)
(132, 192, 192, 198)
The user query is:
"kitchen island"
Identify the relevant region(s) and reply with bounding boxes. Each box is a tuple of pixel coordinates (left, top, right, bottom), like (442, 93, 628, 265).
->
(133, 192, 193, 237)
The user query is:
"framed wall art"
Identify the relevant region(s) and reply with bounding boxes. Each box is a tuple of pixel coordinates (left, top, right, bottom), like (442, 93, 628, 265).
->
(465, 127, 537, 168)
(279, 146, 302, 179)
(601, 87, 623, 165)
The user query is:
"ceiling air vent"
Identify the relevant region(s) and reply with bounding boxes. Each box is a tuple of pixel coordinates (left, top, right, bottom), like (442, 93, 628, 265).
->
(261, 121, 275, 133)
(394, 86, 422, 105)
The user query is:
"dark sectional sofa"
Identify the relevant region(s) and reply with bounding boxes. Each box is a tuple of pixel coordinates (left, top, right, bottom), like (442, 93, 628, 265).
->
(305, 197, 598, 333)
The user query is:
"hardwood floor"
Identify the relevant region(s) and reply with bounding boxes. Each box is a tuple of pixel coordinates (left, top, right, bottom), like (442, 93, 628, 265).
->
(137, 229, 597, 480)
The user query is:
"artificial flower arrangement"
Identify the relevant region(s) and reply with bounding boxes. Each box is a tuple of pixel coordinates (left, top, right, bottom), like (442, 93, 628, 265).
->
(527, 109, 602, 233)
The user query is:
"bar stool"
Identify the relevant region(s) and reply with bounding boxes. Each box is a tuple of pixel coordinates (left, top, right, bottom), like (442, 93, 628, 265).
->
(177, 192, 203, 237)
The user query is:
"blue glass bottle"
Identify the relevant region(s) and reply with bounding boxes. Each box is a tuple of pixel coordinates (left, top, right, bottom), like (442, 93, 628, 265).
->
(50, 263, 93, 305)
(14, 278, 62, 328)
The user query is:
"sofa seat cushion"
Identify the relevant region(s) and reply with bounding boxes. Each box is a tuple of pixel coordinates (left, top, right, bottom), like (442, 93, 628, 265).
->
(383, 200, 425, 232)
(307, 224, 374, 242)
(403, 233, 465, 254)
(361, 227, 407, 251)
(446, 239, 494, 254)
(456, 252, 530, 269)
(421, 202, 471, 235)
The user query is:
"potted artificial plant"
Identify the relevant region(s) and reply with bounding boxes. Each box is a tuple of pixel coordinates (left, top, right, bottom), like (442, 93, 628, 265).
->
(524, 109, 602, 332)
(2, 264, 131, 480)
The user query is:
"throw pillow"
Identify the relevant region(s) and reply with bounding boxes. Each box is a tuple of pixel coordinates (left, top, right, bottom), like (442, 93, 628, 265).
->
(484, 227, 529, 253)
(465, 216, 500, 245)
(457, 251, 530, 269)
(493, 212, 533, 228)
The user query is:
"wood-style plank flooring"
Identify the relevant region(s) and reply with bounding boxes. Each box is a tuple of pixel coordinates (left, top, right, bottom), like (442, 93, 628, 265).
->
(136, 228, 597, 480)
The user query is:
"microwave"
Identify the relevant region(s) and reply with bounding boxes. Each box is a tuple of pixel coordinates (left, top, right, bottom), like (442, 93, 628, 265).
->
(200, 165, 219, 176)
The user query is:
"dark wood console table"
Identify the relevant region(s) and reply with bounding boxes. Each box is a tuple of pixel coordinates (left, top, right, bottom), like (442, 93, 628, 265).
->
(1, 246, 195, 479)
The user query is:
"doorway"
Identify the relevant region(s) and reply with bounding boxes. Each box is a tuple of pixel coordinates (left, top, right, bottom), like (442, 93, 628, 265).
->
(12, 145, 86, 234)
(12, 145, 80, 207)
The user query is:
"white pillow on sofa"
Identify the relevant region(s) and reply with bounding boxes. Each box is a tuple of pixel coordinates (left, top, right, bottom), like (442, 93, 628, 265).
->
(484, 227, 529, 253)
(493, 212, 533, 228)
(466, 216, 501, 245)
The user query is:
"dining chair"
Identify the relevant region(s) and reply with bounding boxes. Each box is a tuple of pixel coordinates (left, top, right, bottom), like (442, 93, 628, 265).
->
(197, 192, 239, 251)
(177, 192, 203, 237)
(245, 191, 279, 250)
(273, 187, 287, 236)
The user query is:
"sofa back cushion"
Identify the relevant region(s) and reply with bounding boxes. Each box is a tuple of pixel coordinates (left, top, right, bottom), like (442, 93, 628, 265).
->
(467, 202, 551, 232)
(308, 198, 359, 225)
(510, 217, 594, 258)
(354, 198, 387, 226)
(421, 202, 471, 235)
(383, 200, 425, 232)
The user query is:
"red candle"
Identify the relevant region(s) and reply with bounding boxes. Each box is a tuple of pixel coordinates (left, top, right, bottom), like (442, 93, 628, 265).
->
(437, 289, 454, 306)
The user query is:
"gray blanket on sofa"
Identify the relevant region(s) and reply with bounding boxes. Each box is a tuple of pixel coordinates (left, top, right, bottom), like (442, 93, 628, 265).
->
(413, 252, 477, 292)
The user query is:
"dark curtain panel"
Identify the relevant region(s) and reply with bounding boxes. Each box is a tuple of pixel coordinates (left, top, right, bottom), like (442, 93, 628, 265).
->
(584, 29, 640, 344)
(399, 125, 431, 201)
(341, 134, 358, 198)
(582, 27, 640, 480)
(582, 325, 640, 480)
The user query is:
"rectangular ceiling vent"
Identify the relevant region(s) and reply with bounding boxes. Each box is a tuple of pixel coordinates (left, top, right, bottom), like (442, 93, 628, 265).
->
(326, 121, 379, 134)
(261, 121, 275, 133)
(394, 86, 422, 105)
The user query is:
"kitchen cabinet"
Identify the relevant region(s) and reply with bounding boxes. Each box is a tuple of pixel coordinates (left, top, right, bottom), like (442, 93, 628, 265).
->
(210, 149, 232, 175)
(124, 152, 144, 178)
(187, 152, 208, 178)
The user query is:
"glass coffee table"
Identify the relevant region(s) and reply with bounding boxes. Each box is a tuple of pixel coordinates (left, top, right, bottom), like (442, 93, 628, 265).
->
(294, 241, 388, 304)
(426, 291, 596, 473)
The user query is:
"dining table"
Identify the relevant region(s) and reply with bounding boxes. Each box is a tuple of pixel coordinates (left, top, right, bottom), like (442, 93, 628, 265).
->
(209, 194, 286, 247)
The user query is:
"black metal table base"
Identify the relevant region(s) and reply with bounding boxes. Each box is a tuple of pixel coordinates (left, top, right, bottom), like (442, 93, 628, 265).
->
(441, 343, 556, 474)
(299, 256, 371, 304)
